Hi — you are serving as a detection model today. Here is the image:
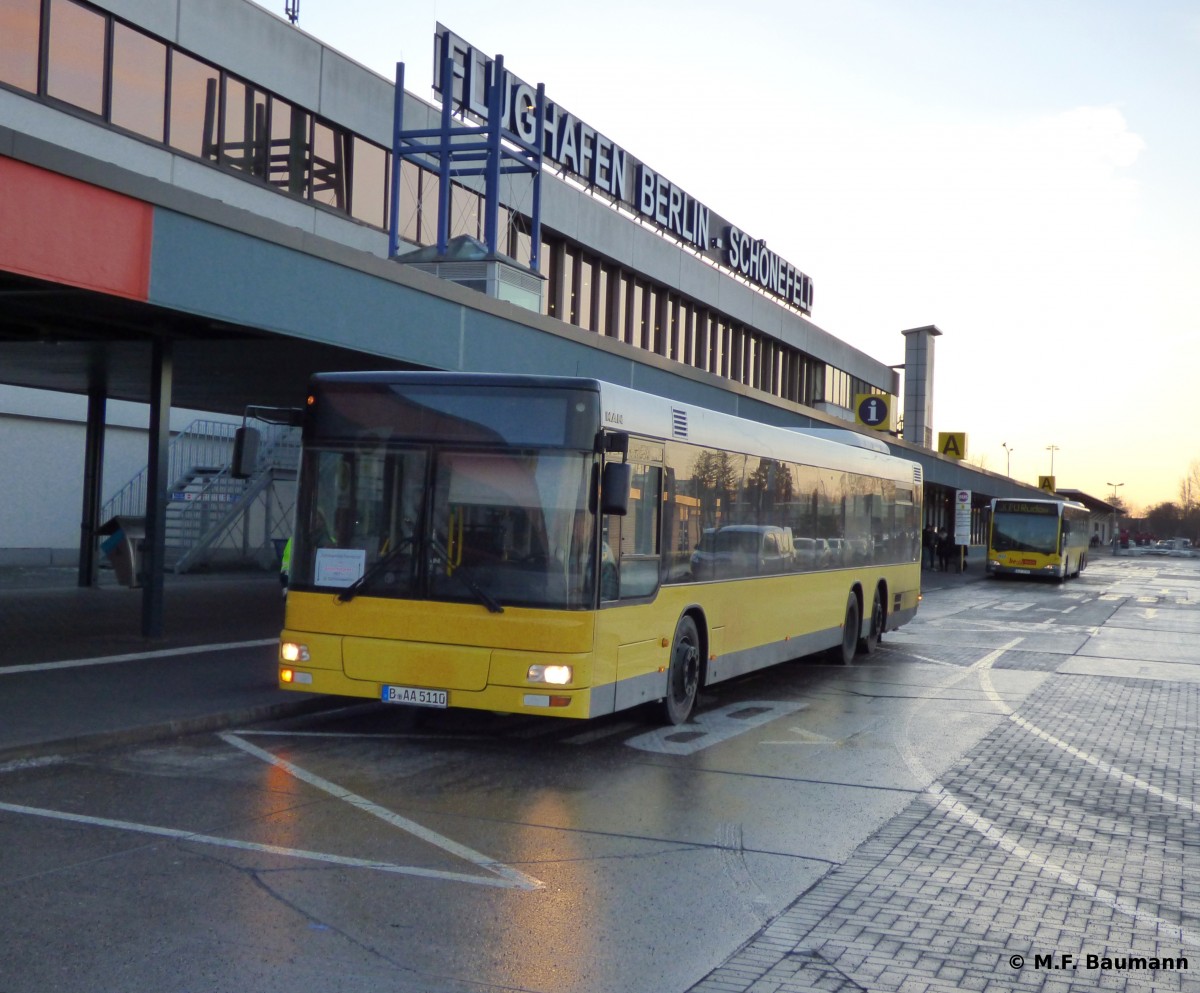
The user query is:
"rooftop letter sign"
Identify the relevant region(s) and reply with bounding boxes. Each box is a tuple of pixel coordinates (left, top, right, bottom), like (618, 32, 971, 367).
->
(432, 25, 813, 315)
(938, 432, 967, 460)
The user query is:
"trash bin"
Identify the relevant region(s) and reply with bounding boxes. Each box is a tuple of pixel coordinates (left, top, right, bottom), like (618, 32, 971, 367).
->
(98, 516, 146, 588)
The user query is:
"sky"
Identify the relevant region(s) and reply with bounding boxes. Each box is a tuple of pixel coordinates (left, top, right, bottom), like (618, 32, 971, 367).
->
(248, 0, 1200, 513)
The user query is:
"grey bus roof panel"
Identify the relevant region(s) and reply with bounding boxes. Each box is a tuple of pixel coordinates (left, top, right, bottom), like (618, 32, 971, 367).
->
(788, 427, 893, 455)
(991, 496, 1089, 512)
(595, 380, 919, 484)
(307, 371, 920, 485)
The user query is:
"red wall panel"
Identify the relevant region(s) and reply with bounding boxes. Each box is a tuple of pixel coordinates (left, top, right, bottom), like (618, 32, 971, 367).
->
(0, 156, 152, 300)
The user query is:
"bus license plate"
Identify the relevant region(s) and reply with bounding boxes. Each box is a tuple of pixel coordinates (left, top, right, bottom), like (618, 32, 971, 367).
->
(381, 685, 448, 708)
(1015, 569, 1031, 575)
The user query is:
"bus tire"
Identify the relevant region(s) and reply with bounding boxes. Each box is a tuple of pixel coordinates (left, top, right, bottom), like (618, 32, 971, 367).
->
(661, 615, 701, 725)
(834, 591, 860, 665)
(859, 586, 884, 654)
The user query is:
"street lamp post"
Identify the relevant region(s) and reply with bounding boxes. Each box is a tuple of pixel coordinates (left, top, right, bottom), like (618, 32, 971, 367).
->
(1002, 442, 1014, 476)
(1046, 444, 1060, 477)
(1107, 481, 1124, 552)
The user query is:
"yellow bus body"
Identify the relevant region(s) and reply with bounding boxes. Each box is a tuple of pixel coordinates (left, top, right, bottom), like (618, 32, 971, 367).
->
(988, 548, 1081, 578)
(987, 498, 1090, 580)
(279, 563, 920, 719)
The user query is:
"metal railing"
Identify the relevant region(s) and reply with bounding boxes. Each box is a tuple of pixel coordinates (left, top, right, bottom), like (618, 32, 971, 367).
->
(100, 416, 300, 572)
(100, 419, 238, 522)
(169, 418, 299, 572)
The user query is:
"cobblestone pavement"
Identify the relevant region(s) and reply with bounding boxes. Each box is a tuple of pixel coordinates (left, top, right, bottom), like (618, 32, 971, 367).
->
(690, 560, 1200, 992)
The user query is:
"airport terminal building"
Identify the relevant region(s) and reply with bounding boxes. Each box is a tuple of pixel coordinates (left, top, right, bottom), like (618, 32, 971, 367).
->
(0, 0, 1050, 600)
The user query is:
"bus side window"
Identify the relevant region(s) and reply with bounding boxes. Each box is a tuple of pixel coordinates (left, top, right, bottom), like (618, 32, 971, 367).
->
(603, 465, 662, 600)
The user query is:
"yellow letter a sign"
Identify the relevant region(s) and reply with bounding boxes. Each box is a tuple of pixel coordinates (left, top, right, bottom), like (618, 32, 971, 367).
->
(938, 432, 967, 460)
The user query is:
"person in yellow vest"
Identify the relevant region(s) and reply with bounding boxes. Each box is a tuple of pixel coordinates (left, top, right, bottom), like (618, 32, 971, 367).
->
(280, 536, 293, 596)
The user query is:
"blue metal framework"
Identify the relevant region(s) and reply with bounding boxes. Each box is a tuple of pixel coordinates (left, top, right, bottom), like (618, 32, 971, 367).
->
(388, 41, 545, 270)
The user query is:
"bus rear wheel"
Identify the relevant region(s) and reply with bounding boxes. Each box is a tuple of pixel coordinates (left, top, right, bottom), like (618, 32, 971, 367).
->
(662, 615, 701, 725)
(833, 592, 860, 665)
(859, 586, 884, 654)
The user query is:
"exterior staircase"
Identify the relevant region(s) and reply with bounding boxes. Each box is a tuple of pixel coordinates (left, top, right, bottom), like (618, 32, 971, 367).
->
(100, 414, 300, 573)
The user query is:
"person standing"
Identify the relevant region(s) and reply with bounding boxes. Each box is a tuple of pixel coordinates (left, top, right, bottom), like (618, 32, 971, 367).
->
(937, 529, 952, 572)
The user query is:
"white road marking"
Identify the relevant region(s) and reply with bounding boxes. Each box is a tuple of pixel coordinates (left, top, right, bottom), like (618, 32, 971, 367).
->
(0, 731, 542, 891)
(232, 729, 484, 741)
(975, 658, 1200, 817)
(0, 798, 533, 887)
(562, 720, 641, 745)
(0, 755, 65, 774)
(899, 637, 1200, 947)
(625, 701, 806, 755)
(901, 652, 958, 667)
(1, 639, 278, 675)
(760, 727, 840, 746)
(925, 784, 1200, 947)
(219, 732, 543, 889)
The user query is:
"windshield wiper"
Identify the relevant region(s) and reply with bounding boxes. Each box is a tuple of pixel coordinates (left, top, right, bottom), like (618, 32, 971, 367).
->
(429, 533, 505, 614)
(336, 538, 414, 603)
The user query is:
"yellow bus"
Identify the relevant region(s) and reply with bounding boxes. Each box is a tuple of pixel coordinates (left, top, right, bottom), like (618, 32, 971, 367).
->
(986, 497, 1091, 580)
(279, 372, 923, 724)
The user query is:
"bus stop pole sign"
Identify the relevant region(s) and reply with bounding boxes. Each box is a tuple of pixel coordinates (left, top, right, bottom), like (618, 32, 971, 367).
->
(954, 489, 971, 546)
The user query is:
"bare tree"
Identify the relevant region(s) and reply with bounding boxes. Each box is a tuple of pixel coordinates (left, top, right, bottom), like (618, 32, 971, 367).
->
(1178, 460, 1200, 540)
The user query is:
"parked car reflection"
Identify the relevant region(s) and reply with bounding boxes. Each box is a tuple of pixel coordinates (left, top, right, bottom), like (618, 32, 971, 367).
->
(691, 525, 796, 579)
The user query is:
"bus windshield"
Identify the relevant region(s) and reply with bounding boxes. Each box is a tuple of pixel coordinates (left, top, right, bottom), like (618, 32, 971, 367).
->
(990, 508, 1061, 555)
(292, 445, 599, 610)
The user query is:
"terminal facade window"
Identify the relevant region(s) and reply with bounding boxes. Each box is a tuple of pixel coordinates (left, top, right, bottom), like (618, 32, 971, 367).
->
(537, 237, 876, 409)
(0, 0, 886, 417)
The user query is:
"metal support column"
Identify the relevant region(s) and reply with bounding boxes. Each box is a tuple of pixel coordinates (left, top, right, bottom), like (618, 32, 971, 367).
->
(141, 337, 173, 637)
(481, 56, 504, 254)
(77, 375, 107, 587)
(435, 51, 454, 256)
(388, 62, 406, 259)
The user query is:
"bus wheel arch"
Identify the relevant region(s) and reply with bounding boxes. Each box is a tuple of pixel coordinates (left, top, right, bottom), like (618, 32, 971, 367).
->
(858, 581, 886, 655)
(661, 610, 705, 725)
(686, 606, 711, 687)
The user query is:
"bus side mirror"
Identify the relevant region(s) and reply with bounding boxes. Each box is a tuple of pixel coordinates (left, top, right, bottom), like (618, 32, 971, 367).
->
(232, 426, 260, 479)
(600, 462, 632, 516)
(605, 431, 629, 456)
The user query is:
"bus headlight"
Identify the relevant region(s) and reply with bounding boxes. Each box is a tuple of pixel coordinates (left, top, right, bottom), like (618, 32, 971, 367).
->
(527, 664, 573, 685)
(280, 641, 310, 663)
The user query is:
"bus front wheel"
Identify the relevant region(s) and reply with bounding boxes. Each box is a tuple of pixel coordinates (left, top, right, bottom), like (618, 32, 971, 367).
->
(834, 592, 860, 665)
(662, 615, 701, 725)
